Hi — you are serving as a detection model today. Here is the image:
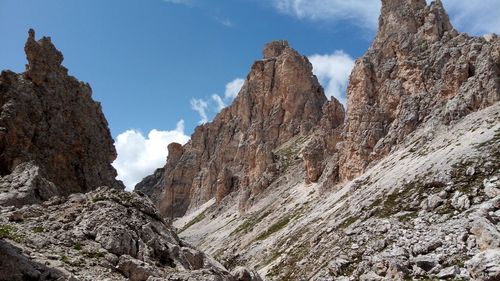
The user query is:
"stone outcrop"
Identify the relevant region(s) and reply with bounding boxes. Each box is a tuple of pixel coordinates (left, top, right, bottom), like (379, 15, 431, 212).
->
(138, 40, 334, 218)
(338, 0, 500, 180)
(0, 187, 246, 281)
(302, 98, 345, 184)
(0, 29, 123, 207)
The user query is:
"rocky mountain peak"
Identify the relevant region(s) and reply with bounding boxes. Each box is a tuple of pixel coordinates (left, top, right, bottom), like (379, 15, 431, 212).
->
(377, 0, 453, 45)
(263, 40, 289, 59)
(339, 0, 499, 181)
(24, 29, 68, 86)
(138, 41, 332, 217)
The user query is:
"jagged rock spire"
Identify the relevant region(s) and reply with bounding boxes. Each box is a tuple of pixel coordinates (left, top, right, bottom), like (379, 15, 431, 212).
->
(138, 41, 332, 218)
(24, 28, 67, 85)
(263, 40, 289, 59)
(376, 0, 453, 45)
(0, 29, 123, 207)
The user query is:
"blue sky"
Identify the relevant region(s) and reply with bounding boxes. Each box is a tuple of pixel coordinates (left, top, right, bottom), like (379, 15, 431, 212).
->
(1, 0, 499, 189)
(0, 0, 371, 136)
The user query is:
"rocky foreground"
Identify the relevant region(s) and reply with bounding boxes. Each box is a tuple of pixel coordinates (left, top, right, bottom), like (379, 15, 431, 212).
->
(0, 187, 261, 281)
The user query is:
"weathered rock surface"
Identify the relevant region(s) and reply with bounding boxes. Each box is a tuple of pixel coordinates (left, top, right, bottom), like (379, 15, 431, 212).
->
(177, 100, 500, 281)
(0, 187, 243, 281)
(338, 0, 500, 181)
(167, 1, 500, 280)
(137, 40, 336, 218)
(0, 30, 123, 207)
(134, 167, 165, 206)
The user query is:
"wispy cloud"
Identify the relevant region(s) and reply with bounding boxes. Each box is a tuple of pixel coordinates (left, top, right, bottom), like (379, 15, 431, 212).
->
(214, 17, 233, 27)
(224, 78, 245, 99)
(271, 0, 500, 35)
(190, 78, 245, 123)
(309, 51, 355, 106)
(211, 94, 226, 110)
(190, 98, 209, 124)
(113, 120, 190, 191)
(272, 0, 380, 30)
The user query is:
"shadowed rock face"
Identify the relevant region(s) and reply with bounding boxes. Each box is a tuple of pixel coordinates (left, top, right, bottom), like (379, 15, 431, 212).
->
(338, 0, 500, 181)
(137, 41, 336, 218)
(0, 29, 123, 207)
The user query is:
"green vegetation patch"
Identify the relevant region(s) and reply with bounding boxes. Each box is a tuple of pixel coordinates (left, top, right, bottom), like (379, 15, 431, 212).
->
(82, 250, 105, 259)
(275, 136, 309, 171)
(32, 226, 45, 233)
(179, 211, 206, 233)
(73, 242, 83, 251)
(256, 215, 292, 241)
(230, 209, 273, 237)
(370, 180, 445, 219)
(91, 196, 108, 203)
(60, 255, 70, 264)
(267, 243, 309, 279)
(338, 216, 357, 229)
(0, 224, 24, 242)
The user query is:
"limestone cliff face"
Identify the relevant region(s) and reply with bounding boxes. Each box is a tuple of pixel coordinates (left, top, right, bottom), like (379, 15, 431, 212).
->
(338, 0, 500, 181)
(0, 30, 123, 207)
(138, 41, 333, 218)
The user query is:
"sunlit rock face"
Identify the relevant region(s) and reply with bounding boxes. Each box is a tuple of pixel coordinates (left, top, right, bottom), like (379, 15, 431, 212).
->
(338, 0, 500, 181)
(138, 40, 336, 218)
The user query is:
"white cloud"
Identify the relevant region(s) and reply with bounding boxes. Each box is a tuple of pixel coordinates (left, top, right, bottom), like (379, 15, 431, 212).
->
(309, 51, 355, 105)
(190, 78, 245, 123)
(224, 78, 245, 99)
(211, 94, 226, 110)
(272, 0, 380, 30)
(190, 98, 209, 124)
(112, 120, 190, 191)
(272, 0, 500, 35)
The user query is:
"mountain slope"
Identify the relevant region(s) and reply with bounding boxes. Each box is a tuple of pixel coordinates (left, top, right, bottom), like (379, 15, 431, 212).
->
(140, 0, 500, 280)
(176, 103, 499, 280)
